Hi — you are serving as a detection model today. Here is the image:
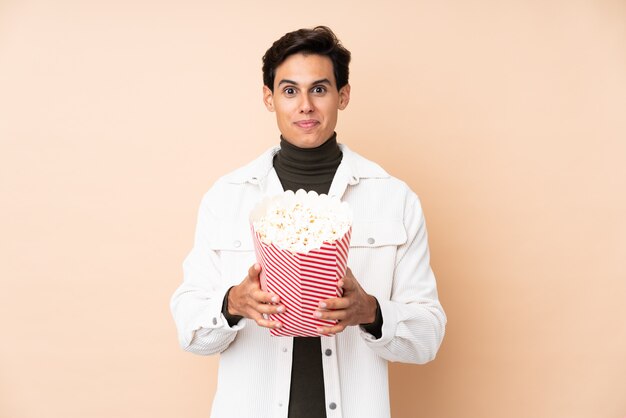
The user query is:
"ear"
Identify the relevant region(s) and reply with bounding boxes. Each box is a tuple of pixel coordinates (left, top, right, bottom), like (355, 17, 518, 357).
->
(338, 84, 351, 110)
(263, 85, 275, 112)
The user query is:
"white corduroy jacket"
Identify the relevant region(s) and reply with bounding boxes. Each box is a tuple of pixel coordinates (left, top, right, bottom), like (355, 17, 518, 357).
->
(170, 144, 446, 418)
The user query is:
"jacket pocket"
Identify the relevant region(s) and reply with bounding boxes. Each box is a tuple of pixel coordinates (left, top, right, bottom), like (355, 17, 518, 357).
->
(207, 220, 255, 286)
(208, 220, 254, 251)
(348, 220, 407, 296)
(350, 220, 407, 248)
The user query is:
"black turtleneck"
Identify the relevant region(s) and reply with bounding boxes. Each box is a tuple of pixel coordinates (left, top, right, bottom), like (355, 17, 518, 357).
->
(222, 133, 382, 418)
(273, 133, 343, 195)
(274, 134, 341, 418)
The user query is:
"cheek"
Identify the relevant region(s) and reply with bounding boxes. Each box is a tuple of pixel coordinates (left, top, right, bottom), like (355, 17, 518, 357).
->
(321, 108, 338, 124)
(318, 101, 339, 119)
(278, 111, 294, 126)
(276, 104, 295, 120)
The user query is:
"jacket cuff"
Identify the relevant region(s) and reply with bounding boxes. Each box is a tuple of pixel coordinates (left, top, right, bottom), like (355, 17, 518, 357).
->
(359, 299, 397, 346)
(184, 286, 244, 348)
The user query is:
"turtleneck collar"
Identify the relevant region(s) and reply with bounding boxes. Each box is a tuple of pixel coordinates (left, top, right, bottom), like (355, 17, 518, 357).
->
(278, 133, 341, 161)
(273, 133, 343, 194)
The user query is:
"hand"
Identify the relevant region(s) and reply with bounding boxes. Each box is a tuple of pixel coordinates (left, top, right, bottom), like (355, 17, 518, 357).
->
(228, 263, 285, 329)
(314, 267, 377, 335)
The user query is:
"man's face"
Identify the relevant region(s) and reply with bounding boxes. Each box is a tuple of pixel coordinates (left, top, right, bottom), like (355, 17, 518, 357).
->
(263, 53, 350, 148)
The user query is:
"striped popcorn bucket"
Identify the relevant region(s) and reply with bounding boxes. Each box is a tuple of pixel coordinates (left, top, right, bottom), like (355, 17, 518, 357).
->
(252, 226, 352, 337)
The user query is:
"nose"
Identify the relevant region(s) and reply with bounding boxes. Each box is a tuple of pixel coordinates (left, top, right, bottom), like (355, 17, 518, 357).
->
(300, 93, 314, 114)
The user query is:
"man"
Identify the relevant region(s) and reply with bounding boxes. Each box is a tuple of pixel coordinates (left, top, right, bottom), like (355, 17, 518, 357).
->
(171, 26, 446, 418)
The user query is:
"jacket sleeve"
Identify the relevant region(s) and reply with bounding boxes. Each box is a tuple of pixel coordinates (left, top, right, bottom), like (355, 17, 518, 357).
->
(359, 192, 446, 364)
(170, 190, 246, 355)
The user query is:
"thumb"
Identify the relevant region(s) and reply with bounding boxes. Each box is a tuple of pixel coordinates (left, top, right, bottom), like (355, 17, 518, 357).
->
(341, 268, 356, 290)
(248, 263, 261, 281)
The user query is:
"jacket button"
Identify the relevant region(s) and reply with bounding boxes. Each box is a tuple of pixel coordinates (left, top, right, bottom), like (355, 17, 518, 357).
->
(282, 347, 288, 353)
(367, 237, 375, 245)
(325, 349, 332, 356)
(212, 317, 218, 325)
(233, 240, 241, 248)
(329, 402, 337, 410)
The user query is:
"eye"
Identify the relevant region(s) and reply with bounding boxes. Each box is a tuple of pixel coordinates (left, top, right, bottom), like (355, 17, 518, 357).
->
(312, 86, 327, 94)
(283, 87, 297, 96)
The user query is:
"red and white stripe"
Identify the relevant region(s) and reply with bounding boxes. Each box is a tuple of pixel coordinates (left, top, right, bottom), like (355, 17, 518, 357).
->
(252, 227, 352, 336)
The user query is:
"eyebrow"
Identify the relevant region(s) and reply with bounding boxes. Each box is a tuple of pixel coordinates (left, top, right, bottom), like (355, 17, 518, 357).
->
(277, 78, 332, 87)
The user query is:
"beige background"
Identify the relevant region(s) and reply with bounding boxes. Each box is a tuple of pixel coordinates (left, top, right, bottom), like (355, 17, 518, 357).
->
(1, 0, 625, 417)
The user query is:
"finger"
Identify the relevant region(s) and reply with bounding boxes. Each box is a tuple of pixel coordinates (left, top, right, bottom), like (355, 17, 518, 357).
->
(254, 316, 283, 329)
(247, 310, 281, 328)
(256, 302, 286, 315)
(338, 278, 354, 290)
(247, 263, 261, 280)
(252, 288, 280, 304)
(314, 308, 347, 321)
(317, 322, 346, 336)
(319, 297, 350, 310)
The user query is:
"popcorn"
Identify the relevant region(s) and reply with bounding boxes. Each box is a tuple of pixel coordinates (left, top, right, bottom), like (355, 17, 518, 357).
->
(250, 189, 353, 336)
(251, 189, 352, 253)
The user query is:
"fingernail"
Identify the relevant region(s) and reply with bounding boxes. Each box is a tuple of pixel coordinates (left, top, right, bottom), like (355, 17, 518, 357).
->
(271, 296, 279, 303)
(277, 306, 284, 313)
(313, 311, 322, 318)
(275, 323, 282, 328)
(319, 302, 326, 308)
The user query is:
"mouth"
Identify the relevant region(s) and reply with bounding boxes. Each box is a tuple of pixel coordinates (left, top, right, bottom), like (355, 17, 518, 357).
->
(294, 119, 320, 130)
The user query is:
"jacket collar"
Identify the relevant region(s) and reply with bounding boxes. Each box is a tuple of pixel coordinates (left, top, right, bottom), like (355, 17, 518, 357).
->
(225, 143, 389, 188)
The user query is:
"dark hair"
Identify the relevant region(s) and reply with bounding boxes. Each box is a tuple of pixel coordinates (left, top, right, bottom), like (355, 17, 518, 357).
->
(262, 26, 351, 92)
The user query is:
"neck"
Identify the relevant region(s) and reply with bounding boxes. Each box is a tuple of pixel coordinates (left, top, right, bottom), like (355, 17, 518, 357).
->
(273, 133, 343, 194)
(279, 133, 339, 160)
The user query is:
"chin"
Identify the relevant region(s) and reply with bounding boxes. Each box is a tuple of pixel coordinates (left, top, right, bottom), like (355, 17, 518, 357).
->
(284, 134, 323, 149)
(302, 132, 331, 147)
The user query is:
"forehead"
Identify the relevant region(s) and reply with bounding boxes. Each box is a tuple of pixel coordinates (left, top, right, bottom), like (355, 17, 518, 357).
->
(274, 53, 335, 87)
